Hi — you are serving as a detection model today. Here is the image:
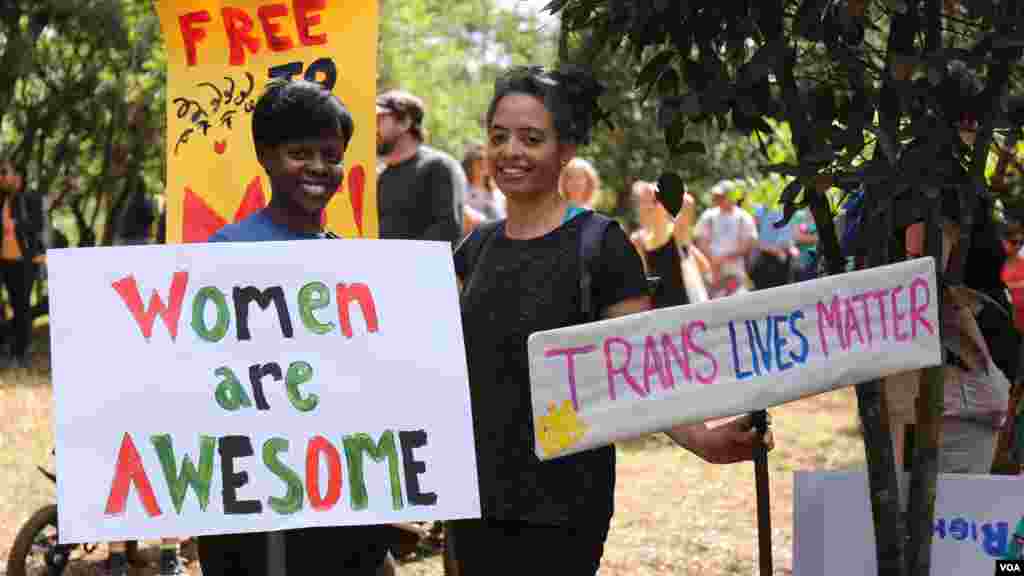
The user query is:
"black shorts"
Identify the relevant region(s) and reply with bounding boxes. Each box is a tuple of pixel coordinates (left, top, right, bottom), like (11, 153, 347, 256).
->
(197, 525, 391, 575)
(449, 518, 609, 575)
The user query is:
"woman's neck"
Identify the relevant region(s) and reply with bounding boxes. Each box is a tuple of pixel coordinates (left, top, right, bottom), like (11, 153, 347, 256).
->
(504, 191, 567, 240)
(264, 203, 322, 235)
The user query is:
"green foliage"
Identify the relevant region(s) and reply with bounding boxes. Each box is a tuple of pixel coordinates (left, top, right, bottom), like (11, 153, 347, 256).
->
(1, 0, 165, 247)
(554, 0, 1024, 272)
(377, 0, 557, 158)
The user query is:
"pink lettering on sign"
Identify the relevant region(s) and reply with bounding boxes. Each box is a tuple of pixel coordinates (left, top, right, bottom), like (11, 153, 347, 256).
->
(660, 331, 692, 385)
(603, 337, 648, 400)
(815, 276, 935, 356)
(642, 335, 672, 392)
(909, 277, 935, 338)
(545, 345, 597, 410)
(891, 285, 908, 342)
(686, 321, 718, 385)
(817, 296, 847, 356)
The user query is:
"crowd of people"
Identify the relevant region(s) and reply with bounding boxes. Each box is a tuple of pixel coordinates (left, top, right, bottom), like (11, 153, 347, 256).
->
(3, 61, 1023, 575)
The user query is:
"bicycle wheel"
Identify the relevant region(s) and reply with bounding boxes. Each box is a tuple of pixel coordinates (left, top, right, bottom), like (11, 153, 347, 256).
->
(6, 504, 79, 576)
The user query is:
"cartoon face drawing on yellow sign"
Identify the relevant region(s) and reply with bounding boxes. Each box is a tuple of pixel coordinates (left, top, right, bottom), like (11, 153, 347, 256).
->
(172, 73, 257, 159)
(157, 0, 378, 243)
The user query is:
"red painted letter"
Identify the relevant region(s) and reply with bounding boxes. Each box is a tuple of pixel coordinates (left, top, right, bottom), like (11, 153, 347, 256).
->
(112, 271, 189, 341)
(816, 296, 846, 356)
(294, 0, 327, 46)
(222, 7, 260, 66)
(892, 285, 909, 342)
(105, 433, 162, 517)
(642, 334, 670, 391)
(336, 283, 379, 338)
(604, 337, 646, 400)
(545, 345, 596, 410)
(178, 10, 211, 67)
(305, 436, 342, 511)
(686, 321, 719, 385)
(909, 277, 935, 338)
(258, 4, 294, 52)
(843, 298, 865, 346)
(661, 331, 692, 383)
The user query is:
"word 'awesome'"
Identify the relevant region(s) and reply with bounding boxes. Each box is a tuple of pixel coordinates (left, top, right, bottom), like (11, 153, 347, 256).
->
(105, 430, 436, 518)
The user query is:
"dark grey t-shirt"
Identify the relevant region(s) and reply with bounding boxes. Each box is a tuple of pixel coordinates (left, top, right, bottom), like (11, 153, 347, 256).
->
(377, 145, 466, 243)
(454, 212, 648, 526)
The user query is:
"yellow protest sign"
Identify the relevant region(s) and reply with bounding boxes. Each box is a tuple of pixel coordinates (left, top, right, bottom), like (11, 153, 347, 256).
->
(156, 0, 378, 242)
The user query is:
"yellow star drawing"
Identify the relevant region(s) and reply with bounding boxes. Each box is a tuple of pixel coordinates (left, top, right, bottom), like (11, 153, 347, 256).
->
(537, 400, 589, 458)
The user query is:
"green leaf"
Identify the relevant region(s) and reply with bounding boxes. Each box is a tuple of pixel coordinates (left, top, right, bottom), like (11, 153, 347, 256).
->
(635, 49, 676, 90)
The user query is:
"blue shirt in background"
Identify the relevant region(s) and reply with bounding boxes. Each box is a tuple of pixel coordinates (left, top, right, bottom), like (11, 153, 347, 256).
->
(209, 209, 322, 242)
(753, 206, 794, 249)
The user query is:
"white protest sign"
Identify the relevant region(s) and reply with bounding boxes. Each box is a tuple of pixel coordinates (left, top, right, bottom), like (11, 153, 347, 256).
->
(48, 240, 479, 543)
(528, 258, 942, 460)
(793, 471, 1024, 575)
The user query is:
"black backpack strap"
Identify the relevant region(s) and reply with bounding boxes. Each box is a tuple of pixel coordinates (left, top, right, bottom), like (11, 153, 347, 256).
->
(456, 220, 502, 288)
(578, 212, 613, 322)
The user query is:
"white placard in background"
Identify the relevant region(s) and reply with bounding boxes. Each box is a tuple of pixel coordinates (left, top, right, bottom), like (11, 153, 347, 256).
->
(48, 239, 479, 543)
(793, 471, 1023, 575)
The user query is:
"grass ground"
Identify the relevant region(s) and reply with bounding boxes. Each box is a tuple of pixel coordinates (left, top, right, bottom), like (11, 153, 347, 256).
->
(0, 326, 866, 575)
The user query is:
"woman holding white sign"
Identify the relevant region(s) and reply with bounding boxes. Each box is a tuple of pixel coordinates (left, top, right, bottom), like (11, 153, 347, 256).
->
(450, 65, 772, 574)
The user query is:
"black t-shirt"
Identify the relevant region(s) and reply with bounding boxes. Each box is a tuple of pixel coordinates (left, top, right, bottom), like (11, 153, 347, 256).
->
(454, 212, 648, 525)
(377, 145, 465, 243)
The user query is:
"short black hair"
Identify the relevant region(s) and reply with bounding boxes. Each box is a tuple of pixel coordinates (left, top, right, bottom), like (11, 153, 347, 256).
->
(486, 65, 605, 146)
(252, 79, 354, 148)
(377, 90, 425, 141)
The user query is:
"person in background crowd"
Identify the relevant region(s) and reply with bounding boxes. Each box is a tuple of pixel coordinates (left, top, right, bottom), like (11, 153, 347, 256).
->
(1001, 221, 1024, 332)
(558, 157, 601, 210)
(749, 203, 797, 290)
(694, 180, 758, 298)
(888, 171, 1019, 478)
(115, 186, 157, 246)
(0, 156, 43, 369)
(461, 141, 505, 237)
(629, 179, 709, 305)
(449, 65, 771, 575)
(462, 141, 506, 221)
(788, 208, 819, 280)
(376, 89, 466, 245)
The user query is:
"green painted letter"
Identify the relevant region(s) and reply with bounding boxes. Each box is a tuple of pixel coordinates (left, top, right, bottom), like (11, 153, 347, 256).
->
(342, 431, 404, 511)
(298, 281, 334, 335)
(285, 361, 319, 412)
(151, 434, 216, 514)
(263, 437, 303, 515)
(214, 366, 252, 411)
(191, 286, 231, 342)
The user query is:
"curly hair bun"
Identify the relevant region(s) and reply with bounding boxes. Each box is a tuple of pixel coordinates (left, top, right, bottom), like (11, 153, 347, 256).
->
(489, 65, 609, 146)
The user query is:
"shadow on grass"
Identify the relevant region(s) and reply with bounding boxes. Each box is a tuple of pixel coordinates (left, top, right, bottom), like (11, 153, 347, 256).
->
(0, 325, 53, 388)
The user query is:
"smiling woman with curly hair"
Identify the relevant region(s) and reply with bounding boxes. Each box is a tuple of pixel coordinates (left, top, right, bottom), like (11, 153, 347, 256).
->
(448, 65, 770, 574)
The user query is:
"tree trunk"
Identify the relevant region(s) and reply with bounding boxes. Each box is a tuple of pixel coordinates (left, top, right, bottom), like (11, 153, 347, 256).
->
(904, 189, 944, 575)
(854, 191, 908, 576)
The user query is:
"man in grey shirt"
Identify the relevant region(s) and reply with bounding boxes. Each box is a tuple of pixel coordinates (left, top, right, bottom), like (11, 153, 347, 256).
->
(376, 90, 465, 243)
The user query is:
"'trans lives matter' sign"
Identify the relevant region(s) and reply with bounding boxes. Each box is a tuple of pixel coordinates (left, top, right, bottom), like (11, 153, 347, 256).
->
(528, 258, 943, 460)
(48, 240, 479, 543)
